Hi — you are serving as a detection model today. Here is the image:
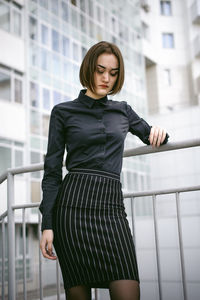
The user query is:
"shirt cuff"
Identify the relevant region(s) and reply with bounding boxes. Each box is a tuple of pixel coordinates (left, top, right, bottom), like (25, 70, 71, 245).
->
(40, 214, 53, 232)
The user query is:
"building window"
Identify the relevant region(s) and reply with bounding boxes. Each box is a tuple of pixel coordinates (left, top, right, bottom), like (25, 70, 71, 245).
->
(0, 1, 22, 37)
(42, 87, 50, 110)
(163, 69, 171, 86)
(41, 24, 49, 45)
(29, 16, 37, 40)
(30, 82, 39, 107)
(0, 138, 24, 174)
(162, 33, 174, 48)
(0, 72, 11, 101)
(160, 1, 172, 16)
(0, 68, 23, 103)
(61, 1, 69, 22)
(142, 21, 150, 41)
(52, 29, 59, 52)
(62, 36, 70, 57)
(15, 78, 22, 103)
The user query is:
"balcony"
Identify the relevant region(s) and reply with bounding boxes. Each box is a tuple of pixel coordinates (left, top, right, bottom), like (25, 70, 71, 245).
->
(0, 139, 200, 300)
(190, 0, 200, 24)
(193, 35, 200, 58)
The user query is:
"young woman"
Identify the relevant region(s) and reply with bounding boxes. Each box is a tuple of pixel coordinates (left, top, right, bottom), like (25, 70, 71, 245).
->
(39, 41, 169, 300)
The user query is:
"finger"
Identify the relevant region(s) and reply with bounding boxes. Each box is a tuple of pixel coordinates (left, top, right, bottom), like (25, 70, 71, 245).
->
(47, 240, 53, 255)
(160, 129, 167, 144)
(152, 127, 159, 147)
(149, 127, 155, 145)
(156, 128, 164, 147)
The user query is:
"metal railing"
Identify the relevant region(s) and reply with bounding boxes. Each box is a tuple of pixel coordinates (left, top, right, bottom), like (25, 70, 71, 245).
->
(0, 138, 200, 300)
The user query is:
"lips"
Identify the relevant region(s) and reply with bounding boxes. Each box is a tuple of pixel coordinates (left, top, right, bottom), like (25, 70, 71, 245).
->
(99, 85, 108, 88)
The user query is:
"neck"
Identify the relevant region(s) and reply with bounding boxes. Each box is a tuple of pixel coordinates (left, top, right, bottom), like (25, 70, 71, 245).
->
(85, 89, 106, 99)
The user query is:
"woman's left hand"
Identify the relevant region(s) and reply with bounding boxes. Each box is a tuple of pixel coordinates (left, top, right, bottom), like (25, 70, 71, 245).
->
(149, 126, 167, 147)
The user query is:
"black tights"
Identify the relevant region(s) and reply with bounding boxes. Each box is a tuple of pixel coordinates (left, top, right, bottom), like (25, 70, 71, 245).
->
(65, 280, 140, 300)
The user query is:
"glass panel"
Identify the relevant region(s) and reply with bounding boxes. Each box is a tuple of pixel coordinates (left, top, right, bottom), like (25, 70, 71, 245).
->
(31, 151, 40, 178)
(30, 111, 40, 134)
(96, 6, 101, 23)
(30, 82, 39, 107)
(15, 150, 23, 167)
(31, 181, 41, 203)
(71, 9, 77, 27)
(29, 16, 37, 40)
(160, 1, 172, 16)
(80, 0, 85, 12)
(62, 36, 70, 57)
(89, 20, 94, 38)
(53, 90, 61, 105)
(81, 46, 87, 59)
(80, 14, 86, 33)
(42, 87, 50, 110)
(72, 42, 79, 61)
(0, 72, 11, 101)
(73, 64, 79, 86)
(30, 43, 39, 67)
(52, 54, 61, 77)
(41, 24, 48, 45)
(13, 10, 21, 36)
(88, 0, 93, 17)
(61, 1, 69, 22)
(15, 78, 22, 103)
(50, 0, 58, 15)
(41, 48, 50, 72)
(52, 29, 59, 52)
(0, 146, 11, 173)
(39, 0, 48, 9)
(42, 114, 49, 136)
(30, 136, 40, 149)
(63, 61, 72, 82)
(162, 33, 174, 48)
(0, 3, 10, 32)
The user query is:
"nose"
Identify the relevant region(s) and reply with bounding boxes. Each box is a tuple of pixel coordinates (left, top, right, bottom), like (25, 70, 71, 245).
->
(102, 71, 109, 82)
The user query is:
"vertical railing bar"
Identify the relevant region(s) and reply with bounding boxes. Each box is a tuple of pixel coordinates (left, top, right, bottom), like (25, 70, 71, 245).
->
(131, 197, 136, 246)
(22, 208, 27, 300)
(56, 257, 60, 300)
(1, 218, 5, 300)
(175, 192, 188, 300)
(7, 172, 16, 300)
(38, 211, 43, 300)
(152, 194, 162, 300)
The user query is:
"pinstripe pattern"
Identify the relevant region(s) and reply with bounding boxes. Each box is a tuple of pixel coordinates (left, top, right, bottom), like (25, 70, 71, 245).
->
(52, 168, 140, 292)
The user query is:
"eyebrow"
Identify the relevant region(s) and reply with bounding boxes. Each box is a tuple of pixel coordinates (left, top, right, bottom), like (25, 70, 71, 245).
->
(97, 64, 119, 71)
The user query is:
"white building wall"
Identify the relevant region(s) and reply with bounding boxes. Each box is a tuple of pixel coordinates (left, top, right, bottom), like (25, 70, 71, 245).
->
(0, 30, 25, 73)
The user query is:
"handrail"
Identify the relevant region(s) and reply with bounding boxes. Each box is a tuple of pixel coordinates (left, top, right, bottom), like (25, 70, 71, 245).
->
(0, 138, 200, 184)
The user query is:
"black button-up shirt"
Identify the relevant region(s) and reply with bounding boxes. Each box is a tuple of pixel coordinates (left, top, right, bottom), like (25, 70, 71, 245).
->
(39, 89, 169, 231)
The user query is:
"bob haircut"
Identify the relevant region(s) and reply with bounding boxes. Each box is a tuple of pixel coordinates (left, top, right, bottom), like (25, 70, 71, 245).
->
(79, 41, 124, 95)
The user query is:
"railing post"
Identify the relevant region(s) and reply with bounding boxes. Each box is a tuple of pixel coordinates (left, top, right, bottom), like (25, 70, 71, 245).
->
(38, 211, 43, 300)
(152, 195, 162, 300)
(22, 208, 27, 300)
(1, 218, 5, 300)
(7, 172, 16, 300)
(175, 192, 188, 300)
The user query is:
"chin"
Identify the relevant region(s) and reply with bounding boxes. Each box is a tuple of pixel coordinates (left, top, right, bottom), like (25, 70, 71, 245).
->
(95, 88, 108, 97)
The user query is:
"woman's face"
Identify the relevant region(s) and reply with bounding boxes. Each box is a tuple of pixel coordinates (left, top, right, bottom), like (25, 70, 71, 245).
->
(87, 53, 119, 99)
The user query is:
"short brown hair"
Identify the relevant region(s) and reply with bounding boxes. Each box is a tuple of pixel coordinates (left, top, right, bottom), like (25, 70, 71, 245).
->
(79, 41, 124, 95)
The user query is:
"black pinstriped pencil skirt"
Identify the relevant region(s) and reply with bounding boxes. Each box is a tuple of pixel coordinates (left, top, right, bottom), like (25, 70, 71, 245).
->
(52, 168, 140, 292)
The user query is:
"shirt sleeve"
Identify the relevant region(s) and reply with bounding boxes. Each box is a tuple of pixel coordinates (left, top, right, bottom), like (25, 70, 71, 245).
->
(39, 106, 65, 231)
(125, 102, 169, 145)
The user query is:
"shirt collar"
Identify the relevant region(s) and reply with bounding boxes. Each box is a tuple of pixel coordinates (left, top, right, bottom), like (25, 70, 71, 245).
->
(78, 89, 108, 108)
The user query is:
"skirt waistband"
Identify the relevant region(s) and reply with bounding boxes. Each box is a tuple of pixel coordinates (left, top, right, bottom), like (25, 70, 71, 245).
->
(68, 168, 120, 181)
